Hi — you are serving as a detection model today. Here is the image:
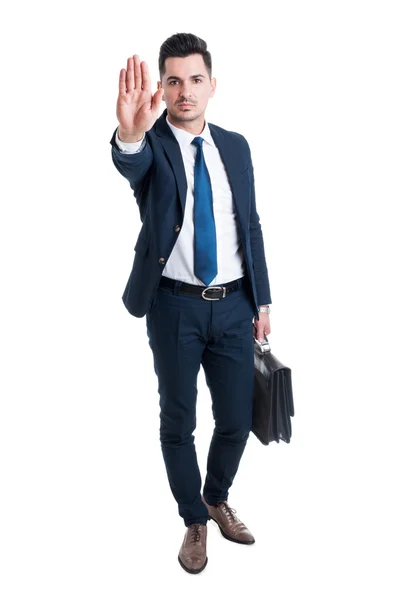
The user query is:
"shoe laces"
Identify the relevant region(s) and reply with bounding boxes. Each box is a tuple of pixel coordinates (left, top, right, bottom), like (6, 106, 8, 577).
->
(217, 501, 238, 522)
(189, 523, 204, 543)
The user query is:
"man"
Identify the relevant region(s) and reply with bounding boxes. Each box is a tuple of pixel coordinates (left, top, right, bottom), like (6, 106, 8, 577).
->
(110, 33, 272, 574)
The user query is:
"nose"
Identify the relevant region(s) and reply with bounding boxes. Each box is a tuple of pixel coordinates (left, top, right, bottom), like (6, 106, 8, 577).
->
(178, 82, 193, 99)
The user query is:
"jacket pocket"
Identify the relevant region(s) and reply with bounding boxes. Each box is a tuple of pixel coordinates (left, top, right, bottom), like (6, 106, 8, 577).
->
(134, 231, 150, 255)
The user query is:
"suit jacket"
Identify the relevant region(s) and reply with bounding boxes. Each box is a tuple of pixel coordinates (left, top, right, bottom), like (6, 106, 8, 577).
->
(109, 108, 272, 319)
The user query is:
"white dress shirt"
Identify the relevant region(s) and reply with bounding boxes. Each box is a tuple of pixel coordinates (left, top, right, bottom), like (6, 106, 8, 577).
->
(115, 116, 246, 287)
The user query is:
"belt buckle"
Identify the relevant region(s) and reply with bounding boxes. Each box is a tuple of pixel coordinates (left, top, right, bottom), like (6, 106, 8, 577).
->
(201, 285, 226, 301)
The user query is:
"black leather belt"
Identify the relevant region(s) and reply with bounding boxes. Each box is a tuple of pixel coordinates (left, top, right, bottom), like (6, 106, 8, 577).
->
(159, 276, 244, 301)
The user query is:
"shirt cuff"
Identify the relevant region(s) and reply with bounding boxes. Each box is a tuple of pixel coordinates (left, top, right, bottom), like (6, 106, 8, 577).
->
(115, 128, 146, 153)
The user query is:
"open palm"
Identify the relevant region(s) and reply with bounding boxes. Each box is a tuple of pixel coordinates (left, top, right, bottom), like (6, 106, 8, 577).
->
(116, 54, 163, 137)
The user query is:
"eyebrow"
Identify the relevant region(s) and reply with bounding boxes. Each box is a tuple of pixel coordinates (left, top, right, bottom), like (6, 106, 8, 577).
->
(166, 74, 205, 82)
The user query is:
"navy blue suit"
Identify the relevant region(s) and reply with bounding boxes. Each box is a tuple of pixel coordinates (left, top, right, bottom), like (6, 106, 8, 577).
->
(110, 108, 272, 525)
(109, 108, 272, 321)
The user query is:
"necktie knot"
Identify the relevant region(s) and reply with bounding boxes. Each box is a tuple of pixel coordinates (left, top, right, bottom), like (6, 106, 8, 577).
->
(191, 136, 204, 150)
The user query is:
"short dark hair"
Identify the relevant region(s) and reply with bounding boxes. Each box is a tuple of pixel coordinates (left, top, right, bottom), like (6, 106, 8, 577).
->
(158, 33, 212, 81)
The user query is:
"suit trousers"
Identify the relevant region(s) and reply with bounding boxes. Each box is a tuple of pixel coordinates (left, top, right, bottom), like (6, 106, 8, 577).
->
(145, 274, 255, 526)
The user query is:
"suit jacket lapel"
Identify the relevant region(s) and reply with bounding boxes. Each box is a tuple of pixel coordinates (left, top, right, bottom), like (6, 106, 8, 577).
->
(208, 124, 246, 227)
(154, 109, 245, 225)
(154, 109, 188, 214)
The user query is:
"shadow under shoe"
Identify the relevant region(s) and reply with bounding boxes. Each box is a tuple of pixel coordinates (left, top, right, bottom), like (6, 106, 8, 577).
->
(201, 496, 255, 545)
(178, 523, 208, 574)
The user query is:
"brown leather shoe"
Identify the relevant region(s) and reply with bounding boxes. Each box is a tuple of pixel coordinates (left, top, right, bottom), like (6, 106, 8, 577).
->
(201, 496, 255, 544)
(178, 523, 208, 574)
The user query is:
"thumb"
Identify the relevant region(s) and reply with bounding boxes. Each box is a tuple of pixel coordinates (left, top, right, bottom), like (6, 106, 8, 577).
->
(152, 88, 163, 112)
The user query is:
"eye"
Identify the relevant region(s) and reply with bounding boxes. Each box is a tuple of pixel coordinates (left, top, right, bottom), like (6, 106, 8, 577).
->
(194, 79, 202, 83)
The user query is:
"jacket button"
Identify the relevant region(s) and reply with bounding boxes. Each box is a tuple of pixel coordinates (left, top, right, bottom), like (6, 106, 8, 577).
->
(159, 257, 165, 264)
(174, 225, 181, 232)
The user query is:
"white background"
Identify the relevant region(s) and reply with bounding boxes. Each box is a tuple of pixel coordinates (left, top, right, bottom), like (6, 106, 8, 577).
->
(1, 1, 397, 598)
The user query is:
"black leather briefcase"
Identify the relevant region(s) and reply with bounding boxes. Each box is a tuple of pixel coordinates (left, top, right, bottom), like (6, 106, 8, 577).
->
(251, 336, 295, 445)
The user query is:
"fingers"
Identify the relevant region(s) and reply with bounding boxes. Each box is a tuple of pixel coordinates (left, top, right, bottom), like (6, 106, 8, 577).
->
(119, 69, 126, 97)
(252, 321, 270, 341)
(125, 56, 135, 93)
(141, 60, 151, 92)
(122, 55, 150, 94)
(134, 55, 142, 90)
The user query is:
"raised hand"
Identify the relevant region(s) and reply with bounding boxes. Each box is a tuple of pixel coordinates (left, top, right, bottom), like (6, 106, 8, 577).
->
(116, 54, 163, 141)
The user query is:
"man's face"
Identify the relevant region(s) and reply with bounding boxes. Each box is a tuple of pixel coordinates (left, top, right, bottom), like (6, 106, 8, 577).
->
(157, 54, 216, 124)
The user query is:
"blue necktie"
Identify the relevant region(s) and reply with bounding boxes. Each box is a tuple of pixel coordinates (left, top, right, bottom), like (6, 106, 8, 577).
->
(191, 136, 218, 285)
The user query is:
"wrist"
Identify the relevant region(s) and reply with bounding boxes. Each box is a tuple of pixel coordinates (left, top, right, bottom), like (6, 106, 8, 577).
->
(118, 127, 145, 143)
(257, 305, 270, 313)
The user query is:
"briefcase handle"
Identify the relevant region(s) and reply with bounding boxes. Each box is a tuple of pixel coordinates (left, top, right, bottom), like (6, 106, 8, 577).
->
(253, 335, 271, 353)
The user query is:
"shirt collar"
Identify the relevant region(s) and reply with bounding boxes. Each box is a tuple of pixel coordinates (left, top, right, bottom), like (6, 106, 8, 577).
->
(166, 114, 215, 148)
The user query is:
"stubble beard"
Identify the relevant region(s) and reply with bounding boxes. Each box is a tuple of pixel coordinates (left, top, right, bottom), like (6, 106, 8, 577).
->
(169, 105, 204, 124)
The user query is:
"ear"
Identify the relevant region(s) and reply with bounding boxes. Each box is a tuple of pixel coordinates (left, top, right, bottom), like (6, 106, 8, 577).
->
(209, 77, 217, 98)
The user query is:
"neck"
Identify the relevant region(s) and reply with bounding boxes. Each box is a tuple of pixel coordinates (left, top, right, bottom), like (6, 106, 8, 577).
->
(166, 111, 206, 135)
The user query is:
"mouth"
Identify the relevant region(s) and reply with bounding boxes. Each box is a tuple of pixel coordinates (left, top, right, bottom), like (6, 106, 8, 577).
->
(178, 103, 194, 108)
